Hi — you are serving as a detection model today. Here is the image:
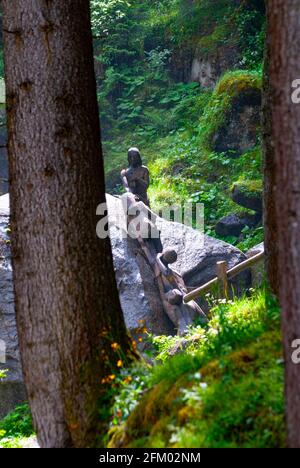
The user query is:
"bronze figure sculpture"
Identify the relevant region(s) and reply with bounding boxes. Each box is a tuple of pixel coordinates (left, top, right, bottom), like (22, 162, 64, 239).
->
(120, 188, 206, 335)
(121, 147, 150, 206)
(154, 248, 206, 335)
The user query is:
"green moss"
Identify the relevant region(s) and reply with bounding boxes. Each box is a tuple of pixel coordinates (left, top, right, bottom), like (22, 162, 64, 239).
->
(197, 23, 232, 56)
(108, 291, 285, 448)
(232, 178, 263, 197)
(111, 327, 284, 448)
(198, 69, 262, 151)
(215, 70, 262, 97)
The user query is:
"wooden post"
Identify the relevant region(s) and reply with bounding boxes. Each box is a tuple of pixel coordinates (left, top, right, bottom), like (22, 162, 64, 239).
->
(217, 261, 229, 299)
(183, 251, 264, 303)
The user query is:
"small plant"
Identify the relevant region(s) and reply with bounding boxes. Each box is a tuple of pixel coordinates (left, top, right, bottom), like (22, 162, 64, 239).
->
(0, 369, 8, 380)
(109, 362, 151, 427)
(0, 404, 34, 441)
(151, 289, 270, 367)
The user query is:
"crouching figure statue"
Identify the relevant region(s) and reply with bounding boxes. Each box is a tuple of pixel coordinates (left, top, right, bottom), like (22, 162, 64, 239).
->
(154, 248, 206, 335)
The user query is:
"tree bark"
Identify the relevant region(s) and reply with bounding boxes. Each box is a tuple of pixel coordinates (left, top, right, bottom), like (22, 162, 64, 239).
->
(264, 0, 300, 448)
(2, 0, 133, 448)
(262, 18, 279, 297)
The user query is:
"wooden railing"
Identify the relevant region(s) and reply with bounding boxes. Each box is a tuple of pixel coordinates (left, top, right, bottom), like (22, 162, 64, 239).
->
(183, 250, 264, 303)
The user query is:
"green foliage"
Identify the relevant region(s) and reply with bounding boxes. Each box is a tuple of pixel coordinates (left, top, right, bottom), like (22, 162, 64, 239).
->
(1, 292, 284, 449)
(94, 0, 265, 138)
(93, 0, 265, 248)
(108, 290, 284, 448)
(170, 337, 284, 448)
(109, 362, 151, 427)
(0, 369, 8, 380)
(235, 4, 266, 70)
(151, 289, 270, 369)
(0, 404, 34, 447)
(236, 225, 264, 252)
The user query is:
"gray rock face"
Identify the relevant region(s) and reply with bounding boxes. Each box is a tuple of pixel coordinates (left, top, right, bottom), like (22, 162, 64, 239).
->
(191, 58, 216, 89)
(191, 45, 239, 89)
(0, 194, 26, 419)
(109, 224, 175, 339)
(107, 194, 250, 337)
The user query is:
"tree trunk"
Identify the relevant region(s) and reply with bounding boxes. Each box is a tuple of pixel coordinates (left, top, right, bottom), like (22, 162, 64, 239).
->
(2, 0, 133, 448)
(262, 21, 279, 297)
(265, 0, 300, 448)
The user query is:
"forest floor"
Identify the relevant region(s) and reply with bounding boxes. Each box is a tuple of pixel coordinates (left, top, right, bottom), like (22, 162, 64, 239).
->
(0, 288, 285, 449)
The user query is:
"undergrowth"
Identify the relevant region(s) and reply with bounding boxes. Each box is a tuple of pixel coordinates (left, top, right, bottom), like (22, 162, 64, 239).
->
(107, 289, 285, 448)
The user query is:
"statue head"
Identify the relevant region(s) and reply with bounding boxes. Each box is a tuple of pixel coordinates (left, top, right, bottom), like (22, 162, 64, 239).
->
(128, 147, 142, 168)
(161, 248, 178, 265)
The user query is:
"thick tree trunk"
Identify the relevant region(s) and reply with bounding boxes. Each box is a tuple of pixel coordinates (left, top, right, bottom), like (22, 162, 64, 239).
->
(265, 0, 300, 448)
(2, 0, 132, 448)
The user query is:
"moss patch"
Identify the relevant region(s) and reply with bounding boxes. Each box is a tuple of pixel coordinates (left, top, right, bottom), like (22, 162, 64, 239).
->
(199, 70, 262, 151)
(232, 178, 263, 197)
(110, 329, 284, 448)
(108, 291, 285, 448)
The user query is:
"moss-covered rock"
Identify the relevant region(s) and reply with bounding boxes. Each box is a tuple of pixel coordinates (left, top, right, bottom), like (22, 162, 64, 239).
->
(198, 70, 262, 154)
(109, 329, 284, 448)
(231, 179, 263, 212)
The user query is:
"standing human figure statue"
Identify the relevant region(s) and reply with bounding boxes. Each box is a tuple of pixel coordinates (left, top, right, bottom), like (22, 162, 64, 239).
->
(121, 147, 150, 206)
(154, 248, 206, 335)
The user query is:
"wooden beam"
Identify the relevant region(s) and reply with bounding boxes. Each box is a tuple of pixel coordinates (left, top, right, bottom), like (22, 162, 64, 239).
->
(183, 250, 264, 303)
(227, 251, 264, 280)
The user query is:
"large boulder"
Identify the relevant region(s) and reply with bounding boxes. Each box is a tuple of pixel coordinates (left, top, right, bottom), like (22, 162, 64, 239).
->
(231, 180, 263, 213)
(106, 194, 250, 339)
(0, 194, 26, 419)
(215, 212, 260, 238)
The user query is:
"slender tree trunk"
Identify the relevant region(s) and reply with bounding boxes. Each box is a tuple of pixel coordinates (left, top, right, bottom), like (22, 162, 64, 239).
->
(264, 0, 300, 448)
(2, 0, 133, 448)
(262, 22, 279, 297)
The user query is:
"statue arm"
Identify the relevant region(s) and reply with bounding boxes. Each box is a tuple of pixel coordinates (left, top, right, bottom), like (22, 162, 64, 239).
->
(172, 270, 188, 294)
(138, 167, 150, 190)
(121, 169, 131, 193)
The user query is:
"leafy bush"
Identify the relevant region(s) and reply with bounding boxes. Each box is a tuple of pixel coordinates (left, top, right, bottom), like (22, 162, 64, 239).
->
(0, 404, 34, 441)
